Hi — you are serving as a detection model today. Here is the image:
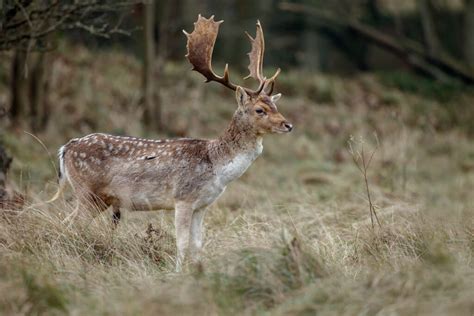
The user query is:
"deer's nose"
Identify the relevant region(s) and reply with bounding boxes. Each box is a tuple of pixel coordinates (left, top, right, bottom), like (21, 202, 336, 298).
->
(283, 122, 293, 132)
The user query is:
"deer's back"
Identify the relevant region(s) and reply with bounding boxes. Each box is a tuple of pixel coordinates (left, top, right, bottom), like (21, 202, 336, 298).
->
(62, 133, 214, 209)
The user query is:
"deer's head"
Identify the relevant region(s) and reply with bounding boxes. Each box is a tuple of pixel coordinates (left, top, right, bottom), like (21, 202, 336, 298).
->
(184, 15, 293, 136)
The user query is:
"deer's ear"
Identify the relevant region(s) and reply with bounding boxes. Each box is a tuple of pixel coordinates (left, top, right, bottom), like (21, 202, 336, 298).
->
(236, 86, 249, 107)
(271, 93, 281, 103)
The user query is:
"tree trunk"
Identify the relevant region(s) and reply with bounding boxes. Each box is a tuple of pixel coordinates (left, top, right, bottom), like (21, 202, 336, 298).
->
(0, 144, 24, 209)
(29, 52, 49, 132)
(302, 11, 321, 72)
(10, 50, 28, 123)
(418, 0, 441, 57)
(465, 0, 474, 68)
(143, 0, 161, 131)
(0, 144, 12, 201)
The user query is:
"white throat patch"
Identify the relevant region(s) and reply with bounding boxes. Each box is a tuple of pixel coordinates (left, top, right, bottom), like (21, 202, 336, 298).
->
(217, 138, 263, 186)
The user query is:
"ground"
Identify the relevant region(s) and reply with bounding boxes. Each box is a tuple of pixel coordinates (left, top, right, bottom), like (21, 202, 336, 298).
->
(0, 44, 473, 315)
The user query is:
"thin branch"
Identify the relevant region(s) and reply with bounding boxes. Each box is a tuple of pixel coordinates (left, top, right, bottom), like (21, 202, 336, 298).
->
(1, 0, 140, 51)
(14, 0, 34, 30)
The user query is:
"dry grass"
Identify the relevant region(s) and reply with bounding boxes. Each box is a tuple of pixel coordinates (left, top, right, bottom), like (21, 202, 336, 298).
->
(0, 43, 473, 315)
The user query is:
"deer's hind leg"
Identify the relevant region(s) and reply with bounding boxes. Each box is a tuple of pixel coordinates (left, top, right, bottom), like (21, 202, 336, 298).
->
(93, 194, 122, 227)
(61, 189, 101, 225)
(70, 191, 114, 224)
(85, 193, 111, 215)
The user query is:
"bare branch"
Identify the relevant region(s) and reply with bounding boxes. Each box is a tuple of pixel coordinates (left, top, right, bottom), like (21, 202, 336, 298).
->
(0, 0, 140, 51)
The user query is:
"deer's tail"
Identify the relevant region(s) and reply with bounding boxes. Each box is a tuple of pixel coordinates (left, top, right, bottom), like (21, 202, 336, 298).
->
(46, 145, 68, 203)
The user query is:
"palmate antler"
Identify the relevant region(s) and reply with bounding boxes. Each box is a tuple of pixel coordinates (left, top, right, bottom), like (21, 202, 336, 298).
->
(245, 20, 281, 95)
(183, 15, 280, 97)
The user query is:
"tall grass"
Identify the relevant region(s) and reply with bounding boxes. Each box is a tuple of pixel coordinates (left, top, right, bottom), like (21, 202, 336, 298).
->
(0, 186, 471, 315)
(0, 43, 473, 315)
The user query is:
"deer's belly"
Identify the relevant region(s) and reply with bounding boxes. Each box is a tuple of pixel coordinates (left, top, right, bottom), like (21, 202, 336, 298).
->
(105, 179, 175, 211)
(128, 193, 175, 211)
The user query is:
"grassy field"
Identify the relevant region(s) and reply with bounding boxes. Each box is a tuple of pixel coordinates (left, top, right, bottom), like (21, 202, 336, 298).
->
(0, 44, 473, 315)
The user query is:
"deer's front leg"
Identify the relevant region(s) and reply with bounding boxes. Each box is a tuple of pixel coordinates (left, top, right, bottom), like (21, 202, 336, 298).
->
(190, 207, 207, 262)
(174, 201, 194, 272)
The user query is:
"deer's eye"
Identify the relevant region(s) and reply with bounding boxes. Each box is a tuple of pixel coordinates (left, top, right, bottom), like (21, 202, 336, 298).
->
(255, 108, 266, 115)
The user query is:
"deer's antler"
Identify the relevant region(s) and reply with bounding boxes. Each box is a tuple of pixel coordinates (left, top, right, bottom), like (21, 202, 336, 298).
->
(184, 15, 278, 96)
(183, 15, 237, 91)
(245, 21, 281, 95)
(245, 21, 265, 84)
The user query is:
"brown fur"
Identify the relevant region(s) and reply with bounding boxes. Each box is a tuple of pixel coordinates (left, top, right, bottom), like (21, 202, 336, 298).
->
(55, 86, 292, 270)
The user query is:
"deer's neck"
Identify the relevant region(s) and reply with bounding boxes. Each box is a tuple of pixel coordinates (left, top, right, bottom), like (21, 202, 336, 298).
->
(216, 112, 263, 156)
(210, 114, 263, 185)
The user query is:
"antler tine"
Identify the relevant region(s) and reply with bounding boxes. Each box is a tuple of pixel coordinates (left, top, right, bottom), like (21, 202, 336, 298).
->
(184, 15, 237, 91)
(265, 68, 281, 95)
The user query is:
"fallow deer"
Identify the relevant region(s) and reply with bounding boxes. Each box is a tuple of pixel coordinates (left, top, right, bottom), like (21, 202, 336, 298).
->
(51, 15, 292, 270)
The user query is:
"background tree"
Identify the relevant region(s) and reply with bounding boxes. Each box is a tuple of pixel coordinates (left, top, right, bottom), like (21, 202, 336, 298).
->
(1, 0, 139, 131)
(418, 0, 441, 57)
(280, 1, 474, 84)
(464, 0, 474, 68)
(0, 143, 13, 206)
(142, 0, 160, 131)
